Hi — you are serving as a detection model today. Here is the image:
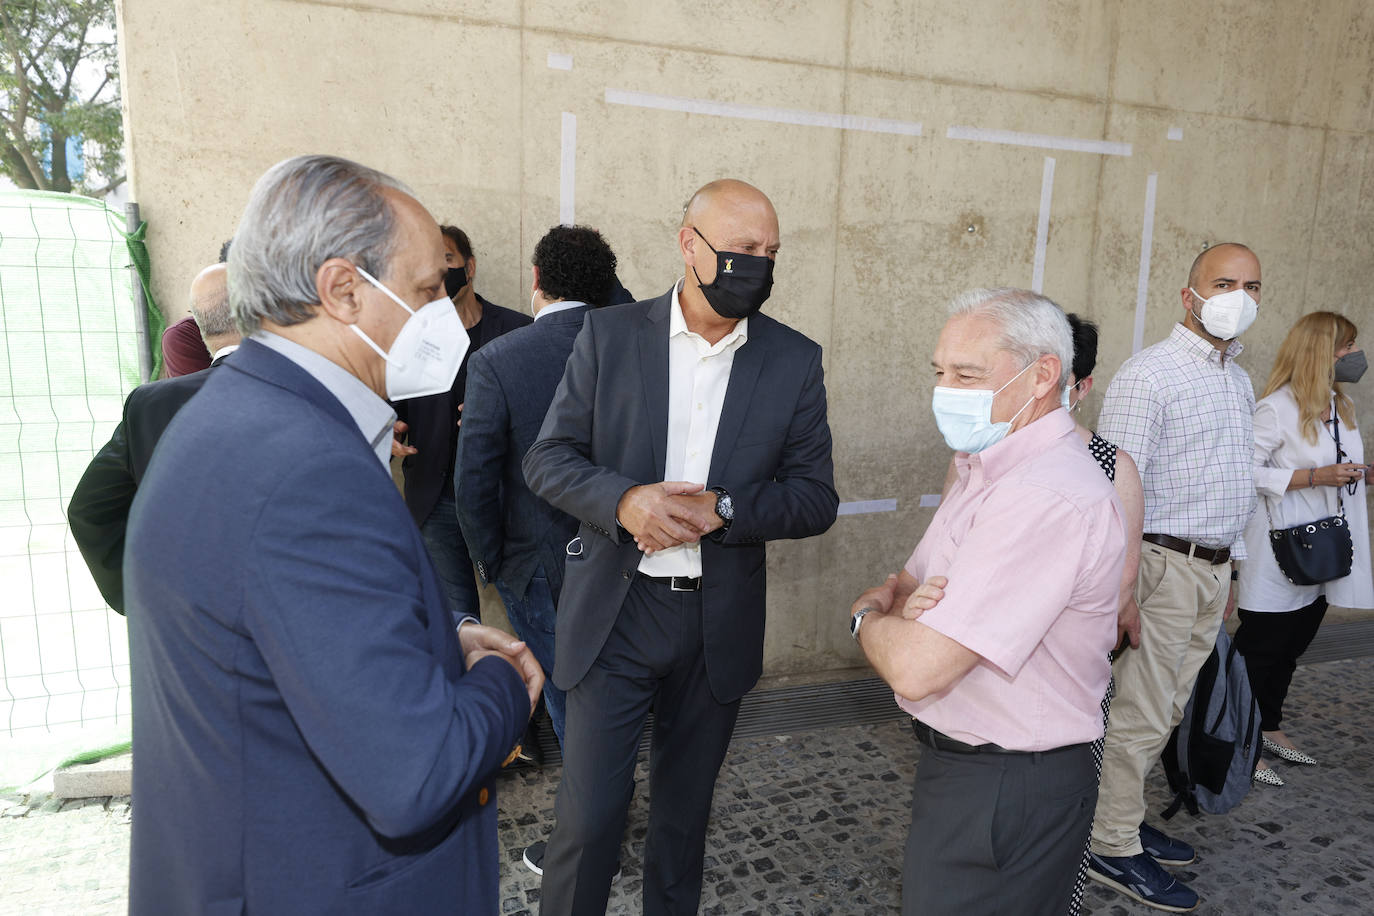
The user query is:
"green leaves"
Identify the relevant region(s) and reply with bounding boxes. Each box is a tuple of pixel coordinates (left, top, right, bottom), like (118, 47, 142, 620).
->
(0, 0, 121, 195)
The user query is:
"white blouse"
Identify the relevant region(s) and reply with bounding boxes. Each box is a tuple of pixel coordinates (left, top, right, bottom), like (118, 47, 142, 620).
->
(1237, 385, 1373, 612)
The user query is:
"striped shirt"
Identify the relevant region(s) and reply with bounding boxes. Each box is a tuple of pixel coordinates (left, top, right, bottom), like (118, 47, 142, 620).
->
(1097, 323, 1255, 560)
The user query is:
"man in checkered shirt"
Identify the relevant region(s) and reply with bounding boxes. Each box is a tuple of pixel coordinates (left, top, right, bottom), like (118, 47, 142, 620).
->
(1085, 243, 1261, 913)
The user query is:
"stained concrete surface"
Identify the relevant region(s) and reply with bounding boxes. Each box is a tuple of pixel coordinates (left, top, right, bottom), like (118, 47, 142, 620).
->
(2, 656, 1370, 915)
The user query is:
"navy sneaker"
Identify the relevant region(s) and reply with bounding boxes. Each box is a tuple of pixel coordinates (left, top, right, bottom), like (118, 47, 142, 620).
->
(1087, 850, 1199, 912)
(1140, 822, 1196, 865)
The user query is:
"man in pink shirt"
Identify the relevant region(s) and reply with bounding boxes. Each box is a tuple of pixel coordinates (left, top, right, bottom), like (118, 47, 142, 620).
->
(849, 287, 1126, 916)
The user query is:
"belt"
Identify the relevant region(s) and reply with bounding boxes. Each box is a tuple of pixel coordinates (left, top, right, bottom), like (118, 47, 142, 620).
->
(637, 573, 701, 592)
(911, 720, 1088, 757)
(1142, 533, 1230, 565)
(912, 720, 1017, 755)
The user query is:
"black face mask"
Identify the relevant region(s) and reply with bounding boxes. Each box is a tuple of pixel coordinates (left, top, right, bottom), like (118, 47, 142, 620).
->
(691, 227, 773, 320)
(444, 265, 468, 299)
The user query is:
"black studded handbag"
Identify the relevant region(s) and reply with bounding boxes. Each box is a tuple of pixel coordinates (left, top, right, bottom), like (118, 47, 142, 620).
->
(1267, 410, 1355, 586)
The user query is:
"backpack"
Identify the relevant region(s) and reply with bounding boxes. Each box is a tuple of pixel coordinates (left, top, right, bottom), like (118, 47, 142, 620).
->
(1160, 627, 1263, 817)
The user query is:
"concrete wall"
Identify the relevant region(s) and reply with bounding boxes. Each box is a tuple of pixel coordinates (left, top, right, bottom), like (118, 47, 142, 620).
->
(116, 0, 1374, 681)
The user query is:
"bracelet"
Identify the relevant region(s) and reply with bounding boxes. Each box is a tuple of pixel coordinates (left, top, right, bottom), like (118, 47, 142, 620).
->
(1309, 467, 1316, 488)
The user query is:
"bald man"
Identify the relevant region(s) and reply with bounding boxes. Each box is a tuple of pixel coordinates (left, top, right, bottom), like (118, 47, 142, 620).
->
(523, 179, 838, 914)
(1086, 243, 1262, 912)
(68, 262, 241, 613)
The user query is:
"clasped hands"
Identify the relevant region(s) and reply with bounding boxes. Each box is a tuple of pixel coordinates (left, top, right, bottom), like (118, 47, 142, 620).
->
(459, 623, 544, 714)
(617, 482, 723, 555)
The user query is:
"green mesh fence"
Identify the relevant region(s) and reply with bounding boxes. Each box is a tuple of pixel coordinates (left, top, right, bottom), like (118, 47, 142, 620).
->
(0, 190, 155, 780)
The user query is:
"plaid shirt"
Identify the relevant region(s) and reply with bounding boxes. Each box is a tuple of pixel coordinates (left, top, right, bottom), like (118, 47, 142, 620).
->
(1098, 323, 1256, 560)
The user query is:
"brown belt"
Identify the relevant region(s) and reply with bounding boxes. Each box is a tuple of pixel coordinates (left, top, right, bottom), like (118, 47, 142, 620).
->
(1142, 533, 1230, 565)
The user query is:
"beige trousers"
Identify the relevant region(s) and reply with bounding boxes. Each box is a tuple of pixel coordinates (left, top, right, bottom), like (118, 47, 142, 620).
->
(1089, 541, 1229, 857)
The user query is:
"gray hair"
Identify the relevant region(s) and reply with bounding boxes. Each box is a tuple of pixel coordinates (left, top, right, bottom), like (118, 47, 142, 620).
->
(189, 283, 234, 338)
(228, 155, 409, 335)
(947, 287, 1073, 387)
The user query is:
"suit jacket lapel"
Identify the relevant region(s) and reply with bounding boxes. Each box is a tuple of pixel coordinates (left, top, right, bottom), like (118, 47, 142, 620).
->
(709, 327, 765, 481)
(639, 292, 673, 477)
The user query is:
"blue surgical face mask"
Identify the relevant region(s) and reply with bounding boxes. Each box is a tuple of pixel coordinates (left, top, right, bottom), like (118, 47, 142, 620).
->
(932, 360, 1038, 454)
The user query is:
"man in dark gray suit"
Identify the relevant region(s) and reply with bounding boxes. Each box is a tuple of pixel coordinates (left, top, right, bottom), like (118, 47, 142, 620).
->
(523, 179, 839, 915)
(456, 224, 622, 748)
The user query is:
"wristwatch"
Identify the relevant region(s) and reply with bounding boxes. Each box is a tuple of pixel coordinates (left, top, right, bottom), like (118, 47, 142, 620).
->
(709, 487, 734, 529)
(850, 606, 877, 640)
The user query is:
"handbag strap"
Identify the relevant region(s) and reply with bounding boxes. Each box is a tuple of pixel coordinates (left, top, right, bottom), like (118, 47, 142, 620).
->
(1265, 396, 1345, 530)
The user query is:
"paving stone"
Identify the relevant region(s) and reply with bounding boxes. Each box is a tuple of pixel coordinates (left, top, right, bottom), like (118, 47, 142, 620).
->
(0, 657, 1371, 913)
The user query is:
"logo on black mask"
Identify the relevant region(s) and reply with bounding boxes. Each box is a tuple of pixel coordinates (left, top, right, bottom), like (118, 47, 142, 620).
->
(691, 227, 773, 320)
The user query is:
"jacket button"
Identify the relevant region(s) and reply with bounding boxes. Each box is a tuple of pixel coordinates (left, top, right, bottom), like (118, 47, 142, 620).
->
(478, 787, 490, 806)
(621, 570, 630, 579)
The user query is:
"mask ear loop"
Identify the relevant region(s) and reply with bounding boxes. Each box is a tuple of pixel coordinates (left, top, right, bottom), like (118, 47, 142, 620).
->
(355, 265, 417, 316)
(349, 265, 414, 365)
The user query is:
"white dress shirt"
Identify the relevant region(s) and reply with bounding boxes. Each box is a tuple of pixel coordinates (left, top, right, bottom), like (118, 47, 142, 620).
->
(638, 280, 748, 577)
(534, 299, 587, 321)
(1238, 385, 1373, 612)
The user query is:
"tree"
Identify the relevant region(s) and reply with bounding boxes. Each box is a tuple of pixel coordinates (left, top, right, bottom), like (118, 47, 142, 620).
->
(0, 0, 121, 195)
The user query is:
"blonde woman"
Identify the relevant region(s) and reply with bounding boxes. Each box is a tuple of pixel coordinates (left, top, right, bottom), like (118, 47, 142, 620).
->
(1236, 312, 1372, 786)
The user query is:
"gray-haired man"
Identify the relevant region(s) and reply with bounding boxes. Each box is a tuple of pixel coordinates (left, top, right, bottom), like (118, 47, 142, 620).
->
(849, 288, 1126, 915)
(124, 154, 542, 914)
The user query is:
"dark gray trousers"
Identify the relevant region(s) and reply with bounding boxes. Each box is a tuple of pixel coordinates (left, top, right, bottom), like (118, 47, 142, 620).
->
(539, 578, 741, 916)
(903, 737, 1098, 916)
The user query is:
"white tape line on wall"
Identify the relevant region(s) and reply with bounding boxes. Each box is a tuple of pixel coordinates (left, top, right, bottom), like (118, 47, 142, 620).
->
(1032, 156, 1056, 294)
(946, 125, 1131, 157)
(560, 112, 576, 226)
(604, 88, 922, 137)
(837, 499, 899, 516)
(1133, 173, 1159, 355)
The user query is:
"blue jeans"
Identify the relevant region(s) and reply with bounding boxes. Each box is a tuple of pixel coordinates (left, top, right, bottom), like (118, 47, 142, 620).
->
(495, 568, 566, 747)
(419, 492, 480, 627)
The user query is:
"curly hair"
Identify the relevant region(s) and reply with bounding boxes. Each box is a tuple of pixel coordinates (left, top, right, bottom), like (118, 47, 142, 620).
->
(532, 225, 619, 307)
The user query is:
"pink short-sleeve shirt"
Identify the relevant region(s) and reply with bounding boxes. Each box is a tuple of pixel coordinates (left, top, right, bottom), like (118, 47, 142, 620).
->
(900, 409, 1125, 751)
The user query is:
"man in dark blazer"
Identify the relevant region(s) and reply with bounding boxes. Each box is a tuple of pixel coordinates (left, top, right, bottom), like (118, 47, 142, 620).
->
(523, 179, 839, 915)
(393, 225, 531, 623)
(67, 263, 239, 613)
(124, 155, 541, 915)
(456, 224, 621, 749)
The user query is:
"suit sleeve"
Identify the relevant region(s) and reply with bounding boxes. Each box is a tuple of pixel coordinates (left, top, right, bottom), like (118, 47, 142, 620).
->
(718, 346, 839, 543)
(523, 317, 639, 541)
(244, 454, 528, 839)
(67, 419, 136, 614)
(455, 350, 507, 583)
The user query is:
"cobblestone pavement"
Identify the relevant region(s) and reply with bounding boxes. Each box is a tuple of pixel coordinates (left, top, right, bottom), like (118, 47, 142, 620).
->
(2, 657, 1370, 915)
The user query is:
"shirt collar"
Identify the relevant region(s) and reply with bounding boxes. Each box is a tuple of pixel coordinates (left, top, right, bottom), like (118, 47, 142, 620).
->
(956, 407, 1077, 485)
(534, 299, 587, 321)
(251, 331, 397, 468)
(1169, 322, 1243, 365)
(211, 343, 240, 362)
(671, 277, 748, 350)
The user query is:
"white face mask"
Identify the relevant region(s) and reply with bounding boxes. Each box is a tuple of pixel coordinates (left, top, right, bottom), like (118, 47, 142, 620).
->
(350, 266, 469, 400)
(1189, 287, 1258, 340)
(931, 359, 1037, 454)
(1060, 379, 1082, 413)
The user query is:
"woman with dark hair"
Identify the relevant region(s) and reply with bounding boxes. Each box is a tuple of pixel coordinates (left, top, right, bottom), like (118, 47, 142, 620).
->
(392, 225, 531, 624)
(1235, 311, 1371, 785)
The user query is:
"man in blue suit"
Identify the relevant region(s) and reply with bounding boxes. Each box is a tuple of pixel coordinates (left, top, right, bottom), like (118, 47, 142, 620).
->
(456, 224, 622, 749)
(124, 154, 542, 915)
(523, 179, 839, 914)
